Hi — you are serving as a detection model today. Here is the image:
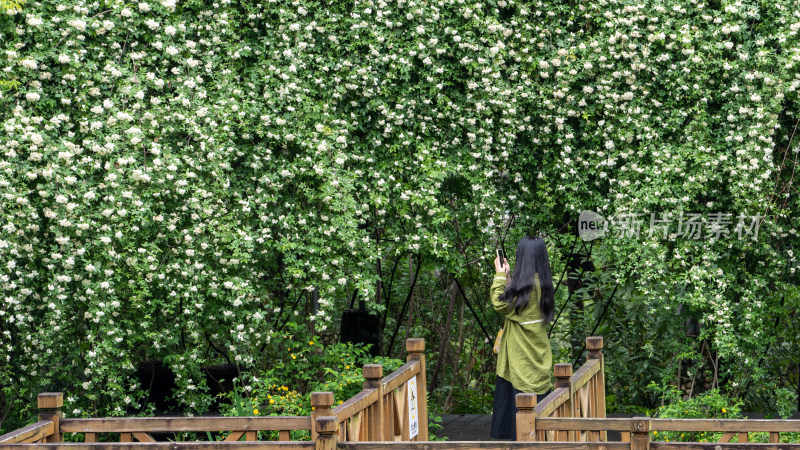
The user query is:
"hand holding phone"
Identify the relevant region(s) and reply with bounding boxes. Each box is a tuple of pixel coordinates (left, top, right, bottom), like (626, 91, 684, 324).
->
(495, 249, 509, 274)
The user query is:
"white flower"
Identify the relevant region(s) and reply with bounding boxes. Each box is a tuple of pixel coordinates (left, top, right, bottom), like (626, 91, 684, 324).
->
(26, 15, 43, 26)
(165, 25, 176, 35)
(26, 92, 40, 101)
(100, 281, 110, 289)
(58, 54, 71, 64)
(138, 2, 151, 11)
(121, 8, 132, 17)
(67, 19, 86, 31)
(21, 59, 38, 70)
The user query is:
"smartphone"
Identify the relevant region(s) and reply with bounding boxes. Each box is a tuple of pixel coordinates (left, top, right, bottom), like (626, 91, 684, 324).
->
(496, 249, 506, 264)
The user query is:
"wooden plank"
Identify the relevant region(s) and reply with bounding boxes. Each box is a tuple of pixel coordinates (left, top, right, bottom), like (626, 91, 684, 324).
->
(651, 419, 800, 433)
(534, 388, 570, 418)
(570, 359, 601, 393)
(719, 432, 736, 443)
(132, 432, 156, 442)
(381, 361, 420, 393)
(738, 433, 748, 443)
(579, 385, 590, 419)
(336, 442, 632, 449)
(85, 433, 96, 443)
(120, 433, 132, 442)
(770, 432, 780, 443)
(279, 430, 291, 441)
(333, 389, 379, 423)
(245, 431, 256, 441)
(2, 443, 316, 449)
(349, 411, 363, 443)
(651, 444, 800, 450)
(60, 417, 312, 433)
(536, 418, 652, 432)
(225, 431, 245, 441)
(400, 384, 410, 441)
(393, 386, 406, 437)
(0, 420, 54, 444)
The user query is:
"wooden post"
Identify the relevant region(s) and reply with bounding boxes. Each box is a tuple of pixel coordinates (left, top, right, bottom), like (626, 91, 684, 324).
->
(406, 338, 428, 441)
(310, 392, 334, 441)
(315, 416, 338, 450)
(363, 364, 384, 441)
(630, 418, 650, 450)
(587, 336, 606, 441)
(37, 393, 63, 443)
(554, 363, 574, 441)
(515, 393, 537, 442)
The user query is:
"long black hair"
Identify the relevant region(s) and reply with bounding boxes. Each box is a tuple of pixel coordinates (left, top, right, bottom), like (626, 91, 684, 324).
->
(499, 236, 555, 322)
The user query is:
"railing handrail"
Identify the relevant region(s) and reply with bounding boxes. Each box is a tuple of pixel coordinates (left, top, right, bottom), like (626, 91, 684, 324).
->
(532, 416, 800, 433)
(570, 357, 601, 393)
(332, 388, 379, 422)
(534, 387, 570, 417)
(0, 420, 54, 444)
(57, 416, 312, 433)
(380, 360, 421, 393)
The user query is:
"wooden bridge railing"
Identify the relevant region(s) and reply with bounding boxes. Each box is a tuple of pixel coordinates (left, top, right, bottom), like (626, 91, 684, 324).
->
(516, 335, 607, 442)
(327, 338, 427, 442)
(0, 338, 428, 446)
(4, 333, 800, 449)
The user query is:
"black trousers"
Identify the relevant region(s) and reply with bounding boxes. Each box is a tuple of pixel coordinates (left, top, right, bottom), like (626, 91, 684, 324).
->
(490, 376, 551, 440)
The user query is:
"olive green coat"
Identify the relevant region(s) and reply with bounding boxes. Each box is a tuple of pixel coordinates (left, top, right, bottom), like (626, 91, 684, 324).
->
(491, 271, 553, 394)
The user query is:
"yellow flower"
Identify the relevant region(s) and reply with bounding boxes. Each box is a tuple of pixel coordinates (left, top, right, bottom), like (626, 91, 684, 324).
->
(722, 408, 727, 413)
(253, 409, 259, 415)
(269, 399, 275, 404)
(309, 341, 314, 345)
(283, 386, 289, 391)
(653, 431, 658, 436)
(292, 354, 296, 360)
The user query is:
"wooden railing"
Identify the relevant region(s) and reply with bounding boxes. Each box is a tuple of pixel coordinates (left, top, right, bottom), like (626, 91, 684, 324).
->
(324, 338, 428, 443)
(526, 416, 800, 448)
(7, 334, 800, 450)
(516, 336, 607, 442)
(0, 338, 427, 446)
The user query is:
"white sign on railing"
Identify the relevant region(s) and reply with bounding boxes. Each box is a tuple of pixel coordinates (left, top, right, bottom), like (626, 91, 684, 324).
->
(407, 375, 419, 439)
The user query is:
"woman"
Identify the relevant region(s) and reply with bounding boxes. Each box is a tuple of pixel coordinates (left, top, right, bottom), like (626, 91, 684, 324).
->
(489, 236, 555, 440)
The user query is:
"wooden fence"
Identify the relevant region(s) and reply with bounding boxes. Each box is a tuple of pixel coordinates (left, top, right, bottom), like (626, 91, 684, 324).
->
(0, 339, 427, 447)
(516, 336, 607, 442)
(4, 335, 800, 450)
